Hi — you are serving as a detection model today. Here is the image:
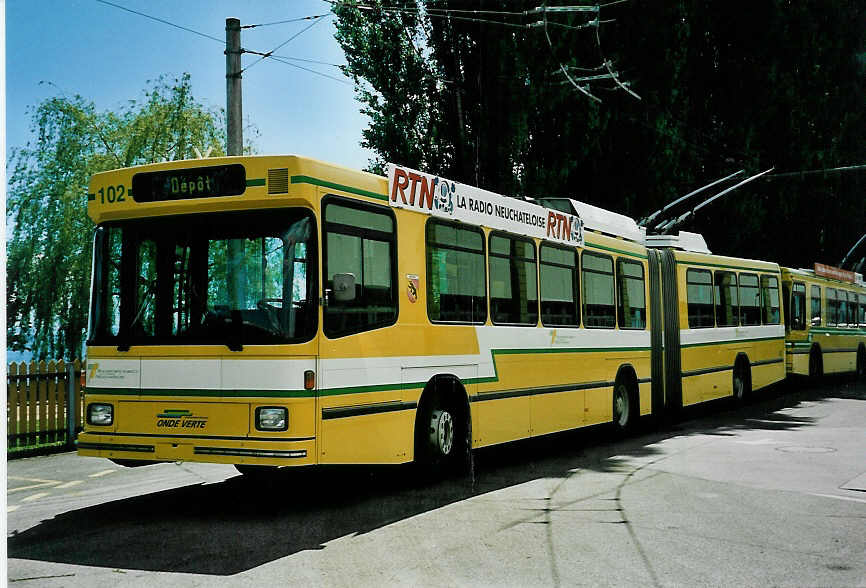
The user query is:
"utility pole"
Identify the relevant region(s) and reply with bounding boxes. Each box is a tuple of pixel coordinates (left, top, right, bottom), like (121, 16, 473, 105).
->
(225, 17, 245, 315)
(226, 17, 243, 156)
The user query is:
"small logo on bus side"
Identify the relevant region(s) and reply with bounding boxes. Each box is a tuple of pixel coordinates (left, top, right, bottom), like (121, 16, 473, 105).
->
(407, 275, 420, 303)
(434, 180, 455, 214)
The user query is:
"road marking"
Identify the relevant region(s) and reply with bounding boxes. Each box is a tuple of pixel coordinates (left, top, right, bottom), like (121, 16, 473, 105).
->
(811, 493, 866, 504)
(88, 470, 116, 478)
(55, 480, 83, 489)
(7, 477, 62, 493)
(21, 492, 50, 503)
(8, 505, 20, 512)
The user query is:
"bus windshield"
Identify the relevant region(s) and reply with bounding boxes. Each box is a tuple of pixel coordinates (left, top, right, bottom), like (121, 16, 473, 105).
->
(88, 209, 317, 348)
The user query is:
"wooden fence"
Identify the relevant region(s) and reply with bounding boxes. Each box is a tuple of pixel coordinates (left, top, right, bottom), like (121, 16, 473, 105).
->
(7, 359, 85, 453)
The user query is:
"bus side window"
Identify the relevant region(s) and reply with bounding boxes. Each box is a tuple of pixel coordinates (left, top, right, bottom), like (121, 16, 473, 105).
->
(581, 251, 615, 328)
(811, 285, 822, 326)
(686, 268, 714, 328)
(489, 233, 538, 326)
(714, 270, 739, 327)
(322, 199, 397, 338)
(540, 244, 579, 327)
(859, 298, 866, 327)
(616, 259, 646, 329)
(739, 273, 760, 326)
(760, 275, 781, 325)
(826, 288, 837, 326)
(426, 220, 486, 324)
(839, 290, 849, 327)
(791, 282, 806, 330)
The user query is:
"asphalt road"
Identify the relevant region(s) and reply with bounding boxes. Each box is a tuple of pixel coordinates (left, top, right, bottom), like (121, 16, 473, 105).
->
(7, 377, 866, 587)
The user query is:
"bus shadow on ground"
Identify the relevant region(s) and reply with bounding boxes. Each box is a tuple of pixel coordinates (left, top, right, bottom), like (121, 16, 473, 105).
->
(8, 377, 862, 576)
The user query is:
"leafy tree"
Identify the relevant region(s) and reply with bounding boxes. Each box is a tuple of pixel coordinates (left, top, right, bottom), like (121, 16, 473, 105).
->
(334, 1, 865, 265)
(6, 74, 251, 360)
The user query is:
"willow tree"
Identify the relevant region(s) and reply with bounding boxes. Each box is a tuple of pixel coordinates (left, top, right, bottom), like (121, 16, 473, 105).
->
(6, 74, 241, 360)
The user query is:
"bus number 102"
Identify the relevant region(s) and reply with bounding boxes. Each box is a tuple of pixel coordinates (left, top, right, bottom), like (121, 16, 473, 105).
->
(98, 185, 126, 204)
(170, 176, 214, 195)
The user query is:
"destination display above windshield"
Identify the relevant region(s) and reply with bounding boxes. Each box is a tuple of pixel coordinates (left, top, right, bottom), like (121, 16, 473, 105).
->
(387, 163, 584, 247)
(131, 164, 246, 202)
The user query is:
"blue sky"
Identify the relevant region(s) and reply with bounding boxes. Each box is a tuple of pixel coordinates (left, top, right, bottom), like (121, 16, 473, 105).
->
(6, 0, 373, 169)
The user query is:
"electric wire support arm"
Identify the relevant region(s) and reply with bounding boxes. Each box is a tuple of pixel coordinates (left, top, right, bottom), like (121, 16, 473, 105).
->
(640, 169, 745, 231)
(839, 233, 866, 273)
(656, 167, 775, 235)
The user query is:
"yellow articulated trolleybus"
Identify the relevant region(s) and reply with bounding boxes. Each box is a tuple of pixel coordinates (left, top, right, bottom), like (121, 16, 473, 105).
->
(78, 155, 786, 473)
(781, 263, 866, 378)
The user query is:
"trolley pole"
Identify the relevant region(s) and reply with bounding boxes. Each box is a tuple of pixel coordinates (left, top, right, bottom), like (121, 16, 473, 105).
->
(226, 17, 243, 156)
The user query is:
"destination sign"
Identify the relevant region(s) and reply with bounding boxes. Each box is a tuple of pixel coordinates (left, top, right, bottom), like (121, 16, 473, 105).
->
(814, 263, 855, 283)
(386, 163, 584, 247)
(131, 164, 246, 203)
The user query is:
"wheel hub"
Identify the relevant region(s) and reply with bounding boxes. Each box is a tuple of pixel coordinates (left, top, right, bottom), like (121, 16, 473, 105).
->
(614, 386, 629, 427)
(429, 409, 454, 456)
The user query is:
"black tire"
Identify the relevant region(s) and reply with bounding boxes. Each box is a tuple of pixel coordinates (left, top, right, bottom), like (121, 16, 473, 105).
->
(415, 392, 467, 475)
(733, 359, 751, 403)
(612, 380, 635, 433)
(809, 347, 823, 380)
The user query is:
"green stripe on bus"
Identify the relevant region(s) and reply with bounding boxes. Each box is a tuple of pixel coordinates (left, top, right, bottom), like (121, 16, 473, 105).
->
(491, 346, 650, 355)
(246, 178, 266, 187)
(681, 336, 785, 349)
(291, 175, 388, 201)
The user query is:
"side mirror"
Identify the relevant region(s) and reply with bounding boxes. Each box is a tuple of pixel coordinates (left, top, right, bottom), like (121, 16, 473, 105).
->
(333, 273, 356, 302)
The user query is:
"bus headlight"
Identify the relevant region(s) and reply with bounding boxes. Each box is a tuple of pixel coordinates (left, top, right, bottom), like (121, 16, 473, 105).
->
(256, 407, 288, 431)
(87, 403, 114, 426)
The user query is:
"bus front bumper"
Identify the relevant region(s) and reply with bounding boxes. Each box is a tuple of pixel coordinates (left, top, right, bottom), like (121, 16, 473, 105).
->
(77, 432, 317, 466)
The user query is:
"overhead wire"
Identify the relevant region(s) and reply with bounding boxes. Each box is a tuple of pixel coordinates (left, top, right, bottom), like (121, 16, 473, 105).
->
(94, 0, 347, 85)
(267, 56, 353, 85)
(242, 15, 332, 73)
(94, 0, 223, 43)
(324, 1, 529, 18)
(594, 5, 641, 99)
(763, 164, 866, 179)
(542, 11, 601, 102)
(242, 14, 331, 29)
(599, 0, 630, 8)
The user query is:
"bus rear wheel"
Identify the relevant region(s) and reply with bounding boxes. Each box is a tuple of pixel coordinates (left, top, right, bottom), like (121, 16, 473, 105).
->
(612, 380, 635, 433)
(857, 346, 866, 379)
(415, 393, 467, 475)
(733, 359, 751, 404)
(809, 348, 823, 380)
